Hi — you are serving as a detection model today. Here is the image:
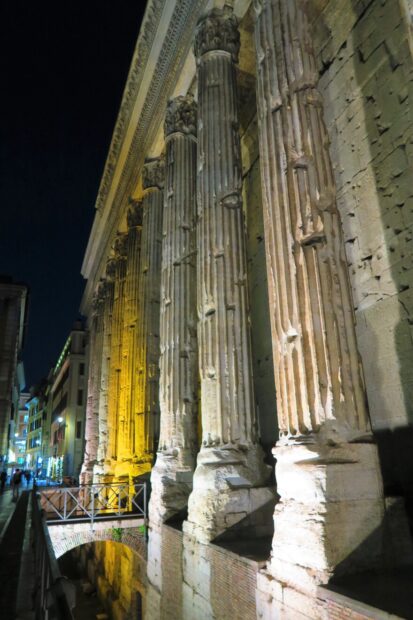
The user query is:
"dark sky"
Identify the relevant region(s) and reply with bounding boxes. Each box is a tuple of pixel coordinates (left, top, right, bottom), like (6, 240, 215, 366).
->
(0, 1, 145, 387)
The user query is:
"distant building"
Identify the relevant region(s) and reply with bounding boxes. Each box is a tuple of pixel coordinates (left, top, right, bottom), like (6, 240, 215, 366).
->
(0, 276, 28, 465)
(25, 380, 49, 476)
(8, 390, 30, 471)
(47, 321, 87, 482)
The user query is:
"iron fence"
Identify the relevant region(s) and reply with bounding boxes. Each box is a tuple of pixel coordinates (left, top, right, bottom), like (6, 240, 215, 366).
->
(32, 491, 75, 619)
(38, 482, 147, 525)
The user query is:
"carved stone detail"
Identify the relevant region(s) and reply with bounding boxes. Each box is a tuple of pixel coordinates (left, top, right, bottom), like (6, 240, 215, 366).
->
(194, 6, 240, 63)
(142, 156, 165, 190)
(165, 95, 197, 137)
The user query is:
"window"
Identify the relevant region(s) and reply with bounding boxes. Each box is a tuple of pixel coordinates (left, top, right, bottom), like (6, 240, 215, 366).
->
(77, 390, 83, 407)
(79, 363, 85, 376)
(76, 421, 82, 439)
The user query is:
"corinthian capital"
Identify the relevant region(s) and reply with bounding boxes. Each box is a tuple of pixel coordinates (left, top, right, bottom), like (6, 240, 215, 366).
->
(142, 156, 165, 190)
(194, 6, 240, 63)
(113, 232, 128, 259)
(127, 199, 143, 228)
(105, 258, 117, 281)
(91, 281, 106, 315)
(165, 95, 197, 138)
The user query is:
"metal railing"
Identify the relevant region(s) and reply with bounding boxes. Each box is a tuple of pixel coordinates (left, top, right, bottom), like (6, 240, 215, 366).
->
(32, 492, 76, 619)
(38, 482, 147, 525)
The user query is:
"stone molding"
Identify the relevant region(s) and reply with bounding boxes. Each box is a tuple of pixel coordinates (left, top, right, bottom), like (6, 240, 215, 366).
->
(165, 95, 197, 137)
(194, 6, 240, 63)
(81, 0, 208, 316)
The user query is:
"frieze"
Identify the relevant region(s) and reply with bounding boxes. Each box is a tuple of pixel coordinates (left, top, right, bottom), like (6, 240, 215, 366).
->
(143, 156, 165, 190)
(165, 95, 197, 137)
(194, 6, 240, 63)
(86, 0, 208, 308)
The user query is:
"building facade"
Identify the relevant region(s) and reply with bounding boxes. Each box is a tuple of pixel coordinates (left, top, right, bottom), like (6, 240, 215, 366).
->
(79, 1, 413, 618)
(48, 322, 87, 482)
(8, 389, 30, 472)
(0, 276, 28, 465)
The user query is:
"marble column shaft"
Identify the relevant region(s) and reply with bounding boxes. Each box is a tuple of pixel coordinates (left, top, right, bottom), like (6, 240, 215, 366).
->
(158, 95, 198, 462)
(195, 7, 257, 447)
(135, 157, 164, 460)
(81, 283, 105, 484)
(107, 234, 128, 466)
(254, 0, 369, 440)
(117, 201, 143, 462)
(96, 261, 115, 471)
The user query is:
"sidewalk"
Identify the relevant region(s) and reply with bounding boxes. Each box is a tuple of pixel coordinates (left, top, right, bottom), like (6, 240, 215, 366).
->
(0, 490, 30, 617)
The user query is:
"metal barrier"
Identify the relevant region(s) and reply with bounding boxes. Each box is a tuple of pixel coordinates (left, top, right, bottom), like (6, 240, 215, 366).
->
(38, 482, 147, 525)
(32, 491, 75, 619)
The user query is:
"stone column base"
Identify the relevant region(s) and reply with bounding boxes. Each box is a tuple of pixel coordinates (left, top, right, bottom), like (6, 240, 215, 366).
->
(269, 441, 384, 595)
(149, 451, 194, 525)
(185, 444, 274, 543)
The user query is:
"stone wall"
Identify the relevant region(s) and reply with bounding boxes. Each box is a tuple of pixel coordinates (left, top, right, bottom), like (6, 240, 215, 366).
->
(73, 540, 146, 620)
(148, 524, 264, 620)
(313, 0, 413, 500)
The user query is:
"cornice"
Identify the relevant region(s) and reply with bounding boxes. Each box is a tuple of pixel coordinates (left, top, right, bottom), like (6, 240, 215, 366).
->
(81, 0, 209, 315)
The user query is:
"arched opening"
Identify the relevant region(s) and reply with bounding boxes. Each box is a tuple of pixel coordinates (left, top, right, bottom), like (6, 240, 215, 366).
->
(59, 540, 146, 620)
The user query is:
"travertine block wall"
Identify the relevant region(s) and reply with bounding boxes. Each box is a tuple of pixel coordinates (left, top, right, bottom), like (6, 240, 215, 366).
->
(73, 541, 146, 620)
(312, 0, 413, 495)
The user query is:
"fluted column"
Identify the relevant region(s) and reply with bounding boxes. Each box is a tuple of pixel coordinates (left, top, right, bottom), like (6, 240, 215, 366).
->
(150, 96, 199, 524)
(254, 0, 384, 593)
(134, 157, 164, 465)
(81, 283, 105, 485)
(106, 234, 128, 474)
(95, 260, 115, 479)
(185, 6, 273, 543)
(116, 201, 143, 472)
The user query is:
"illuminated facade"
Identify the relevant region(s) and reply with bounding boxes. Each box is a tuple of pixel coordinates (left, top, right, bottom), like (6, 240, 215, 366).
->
(79, 1, 413, 618)
(48, 322, 87, 482)
(0, 276, 28, 465)
(8, 390, 29, 471)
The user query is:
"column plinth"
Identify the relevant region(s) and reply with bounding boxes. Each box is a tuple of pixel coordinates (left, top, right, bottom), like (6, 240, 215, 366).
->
(185, 7, 273, 543)
(254, 0, 384, 596)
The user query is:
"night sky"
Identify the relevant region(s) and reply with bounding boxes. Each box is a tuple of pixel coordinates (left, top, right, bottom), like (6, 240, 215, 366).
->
(0, 1, 145, 387)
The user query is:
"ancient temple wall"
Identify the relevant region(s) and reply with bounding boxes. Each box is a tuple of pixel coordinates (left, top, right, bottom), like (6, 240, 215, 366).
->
(241, 108, 278, 454)
(312, 0, 413, 495)
(72, 541, 146, 620)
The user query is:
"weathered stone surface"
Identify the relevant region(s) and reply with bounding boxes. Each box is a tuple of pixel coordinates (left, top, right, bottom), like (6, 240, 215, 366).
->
(186, 5, 273, 543)
(134, 157, 164, 465)
(150, 96, 199, 527)
(253, 0, 385, 605)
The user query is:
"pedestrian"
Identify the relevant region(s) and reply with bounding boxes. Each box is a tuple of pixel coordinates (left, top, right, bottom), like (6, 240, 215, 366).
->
(11, 468, 22, 502)
(24, 470, 31, 486)
(0, 470, 7, 493)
